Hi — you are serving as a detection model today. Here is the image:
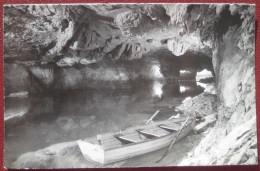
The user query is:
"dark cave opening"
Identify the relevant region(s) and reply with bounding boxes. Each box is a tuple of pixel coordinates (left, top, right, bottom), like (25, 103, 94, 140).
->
(215, 5, 243, 38)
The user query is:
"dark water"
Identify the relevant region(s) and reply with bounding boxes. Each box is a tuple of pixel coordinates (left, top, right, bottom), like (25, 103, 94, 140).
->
(4, 79, 204, 167)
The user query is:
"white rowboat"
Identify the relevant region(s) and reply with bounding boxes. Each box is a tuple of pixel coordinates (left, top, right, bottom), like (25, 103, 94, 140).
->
(77, 114, 195, 165)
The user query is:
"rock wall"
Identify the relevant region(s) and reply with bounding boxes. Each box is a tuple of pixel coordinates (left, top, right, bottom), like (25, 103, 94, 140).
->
(5, 55, 182, 93)
(4, 64, 44, 95)
(170, 5, 257, 165)
(4, 4, 217, 63)
(213, 6, 256, 131)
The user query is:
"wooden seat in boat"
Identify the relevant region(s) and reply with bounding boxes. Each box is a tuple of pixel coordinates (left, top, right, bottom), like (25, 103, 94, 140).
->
(115, 131, 145, 144)
(115, 136, 139, 144)
(99, 135, 123, 149)
(137, 128, 169, 138)
(158, 124, 179, 132)
(90, 118, 186, 149)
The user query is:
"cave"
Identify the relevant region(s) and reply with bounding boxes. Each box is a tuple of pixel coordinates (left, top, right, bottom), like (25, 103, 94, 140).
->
(3, 4, 257, 168)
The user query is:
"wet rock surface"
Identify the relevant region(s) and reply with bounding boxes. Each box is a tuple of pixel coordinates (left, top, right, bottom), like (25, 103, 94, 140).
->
(179, 116, 257, 166)
(176, 93, 217, 118)
(12, 142, 85, 168)
(194, 114, 217, 134)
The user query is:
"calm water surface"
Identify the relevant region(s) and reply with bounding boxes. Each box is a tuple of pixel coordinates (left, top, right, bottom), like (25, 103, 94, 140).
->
(4, 80, 204, 166)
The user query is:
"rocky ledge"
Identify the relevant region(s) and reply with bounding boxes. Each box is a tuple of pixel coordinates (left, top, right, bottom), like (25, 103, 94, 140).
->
(178, 92, 257, 165)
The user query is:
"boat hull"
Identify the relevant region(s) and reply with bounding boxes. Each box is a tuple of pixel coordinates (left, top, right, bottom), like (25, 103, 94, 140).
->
(77, 140, 105, 164)
(77, 119, 195, 165)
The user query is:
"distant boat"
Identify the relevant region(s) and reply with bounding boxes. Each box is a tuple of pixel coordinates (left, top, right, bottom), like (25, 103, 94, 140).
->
(77, 114, 195, 165)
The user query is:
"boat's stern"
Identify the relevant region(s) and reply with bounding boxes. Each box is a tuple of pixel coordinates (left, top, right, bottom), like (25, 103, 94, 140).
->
(77, 140, 105, 165)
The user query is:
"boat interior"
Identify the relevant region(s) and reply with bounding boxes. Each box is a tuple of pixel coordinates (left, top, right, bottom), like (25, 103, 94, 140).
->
(87, 114, 191, 150)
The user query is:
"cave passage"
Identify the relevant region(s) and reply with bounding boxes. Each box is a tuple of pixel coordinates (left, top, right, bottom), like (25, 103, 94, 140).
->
(4, 47, 215, 167)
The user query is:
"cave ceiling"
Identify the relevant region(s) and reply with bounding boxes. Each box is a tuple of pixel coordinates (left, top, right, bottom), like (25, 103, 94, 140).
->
(4, 4, 250, 67)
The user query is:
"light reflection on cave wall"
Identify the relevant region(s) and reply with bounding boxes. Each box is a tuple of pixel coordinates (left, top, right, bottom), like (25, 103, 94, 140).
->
(4, 48, 215, 95)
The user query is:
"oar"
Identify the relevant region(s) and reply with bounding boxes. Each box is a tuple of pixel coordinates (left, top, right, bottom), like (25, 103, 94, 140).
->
(145, 109, 160, 124)
(156, 115, 190, 163)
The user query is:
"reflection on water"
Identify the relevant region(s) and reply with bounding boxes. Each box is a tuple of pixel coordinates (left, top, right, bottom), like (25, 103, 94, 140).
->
(179, 70, 191, 74)
(150, 64, 164, 79)
(4, 79, 205, 166)
(178, 81, 204, 97)
(180, 86, 190, 93)
(196, 82, 207, 88)
(151, 81, 164, 98)
(196, 69, 214, 81)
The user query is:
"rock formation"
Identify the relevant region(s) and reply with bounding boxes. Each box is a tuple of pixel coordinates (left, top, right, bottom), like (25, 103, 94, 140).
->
(4, 3, 257, 168)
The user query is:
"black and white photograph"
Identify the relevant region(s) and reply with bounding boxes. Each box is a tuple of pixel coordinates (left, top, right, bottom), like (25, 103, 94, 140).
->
(3, 3, 257, 168)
